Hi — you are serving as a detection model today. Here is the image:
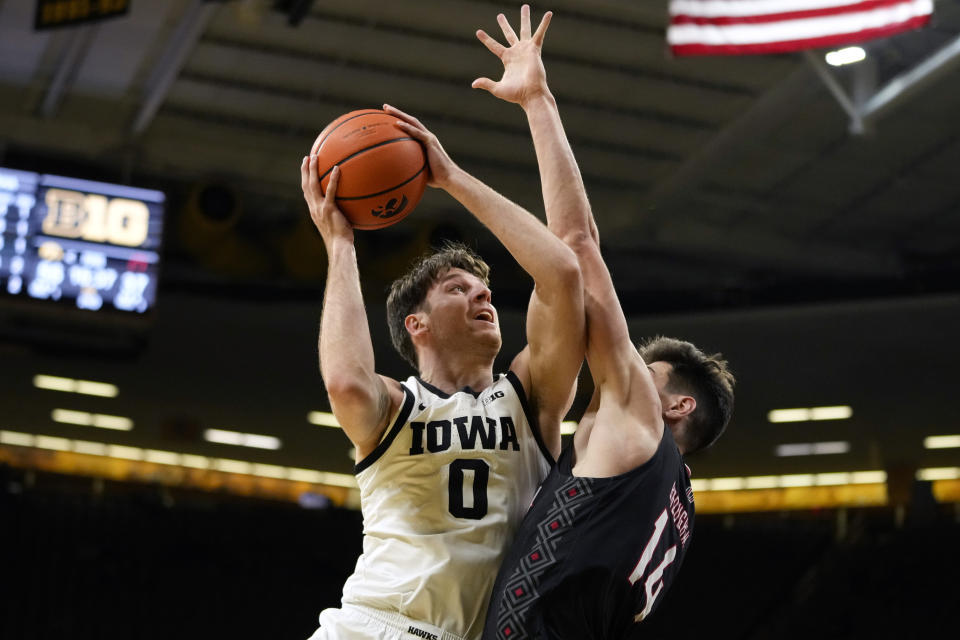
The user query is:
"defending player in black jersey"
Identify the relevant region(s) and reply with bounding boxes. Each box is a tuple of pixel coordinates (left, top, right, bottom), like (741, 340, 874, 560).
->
(473, 7, 736, 638)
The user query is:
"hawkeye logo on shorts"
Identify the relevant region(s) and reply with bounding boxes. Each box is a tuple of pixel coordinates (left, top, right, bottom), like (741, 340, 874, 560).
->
(407, 626, 438, 640)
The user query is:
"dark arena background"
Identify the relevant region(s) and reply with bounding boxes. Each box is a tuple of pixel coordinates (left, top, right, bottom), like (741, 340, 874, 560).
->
(1, 1, 959, 638)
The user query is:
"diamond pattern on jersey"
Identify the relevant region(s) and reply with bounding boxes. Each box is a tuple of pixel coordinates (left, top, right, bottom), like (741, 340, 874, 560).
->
(494, 475, 595, 640)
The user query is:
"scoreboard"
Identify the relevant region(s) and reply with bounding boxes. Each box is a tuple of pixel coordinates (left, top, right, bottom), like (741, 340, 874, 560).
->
(0, 167, 165, 316)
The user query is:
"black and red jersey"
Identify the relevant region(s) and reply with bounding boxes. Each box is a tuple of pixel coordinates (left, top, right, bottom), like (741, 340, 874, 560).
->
(482, 426, 695, 640)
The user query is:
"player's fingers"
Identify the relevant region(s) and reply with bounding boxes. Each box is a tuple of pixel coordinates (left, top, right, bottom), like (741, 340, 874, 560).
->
(520, 4, 531, 40)
(383, 103, 425, 131)
(324, 164, 340, 202)
(394, 120, 430, 145)
(300, 156, 310, 193)
(533, 11, 552, 46)
(471, 77, 496, 93)
(497, 13, 518, 45)
(476, 29, 506, 57)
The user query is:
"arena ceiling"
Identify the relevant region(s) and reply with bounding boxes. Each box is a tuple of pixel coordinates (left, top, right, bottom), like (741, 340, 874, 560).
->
(1, 0, 958, 484)
(2, 0, 960, 308)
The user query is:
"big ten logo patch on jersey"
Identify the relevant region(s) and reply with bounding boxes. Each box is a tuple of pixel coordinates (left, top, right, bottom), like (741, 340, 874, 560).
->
(408, 416, 520, 455)
(481, 390, 505, 406)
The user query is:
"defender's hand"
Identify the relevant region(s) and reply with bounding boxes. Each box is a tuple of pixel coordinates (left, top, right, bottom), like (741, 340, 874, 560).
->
(302, 156, 353, 245)
(472, 4, 552, 108)
(384, 103, 461, 191)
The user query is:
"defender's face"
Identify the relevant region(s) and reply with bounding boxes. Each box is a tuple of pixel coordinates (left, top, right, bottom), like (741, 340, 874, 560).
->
(421, 268, 500, 349)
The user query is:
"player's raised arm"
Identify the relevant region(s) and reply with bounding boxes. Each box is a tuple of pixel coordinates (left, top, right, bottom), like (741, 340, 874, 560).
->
(474, 6, 657, 417)
(301, 156, 404, 457)
(386, 104, 584, 457)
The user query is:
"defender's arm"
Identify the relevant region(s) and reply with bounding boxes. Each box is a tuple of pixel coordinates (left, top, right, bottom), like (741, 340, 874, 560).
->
(387, 105, 584, 458)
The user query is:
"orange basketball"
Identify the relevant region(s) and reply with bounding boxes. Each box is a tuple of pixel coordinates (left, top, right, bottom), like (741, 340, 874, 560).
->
(311, 109, 428, 230)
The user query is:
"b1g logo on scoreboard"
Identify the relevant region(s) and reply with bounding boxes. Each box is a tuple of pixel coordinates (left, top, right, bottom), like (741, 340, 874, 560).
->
(42, 188, 151, 248)
(0, 167, 165, 315)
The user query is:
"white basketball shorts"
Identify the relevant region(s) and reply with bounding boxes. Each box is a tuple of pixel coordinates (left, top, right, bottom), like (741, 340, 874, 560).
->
(306, 604, 468, 640)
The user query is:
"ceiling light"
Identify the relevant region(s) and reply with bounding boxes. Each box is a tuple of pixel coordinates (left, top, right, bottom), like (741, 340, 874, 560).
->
(34, 374, 118, 397)
(778, 441, 850, 456)
(767, 408, 811, 423)
(776, 443, 814, 456)
(73, 440, 108, 456)
(850, 471, 886, 484)
(815, 472, 851, 486)
(51, 409, 133, 431)
(810, 406, 853, 421)
(825, 46, 866, 66)
(204, 428, 281, 450)
(35, 435, 70, 451)
(33, 375, 74, 392)
(744, 476, 779, 489)
(924, 435, 960, 449)
(243, 434, 282, 450)
(779, 474, 816, 487)
(215, 458, 252, 474)
(288, 468, 324, 483)
(4, 430, 358, 489)
(307, 411, 340, 428)
(51, 408, 92, 426)
(710, 477, 745, 491)
(0, 430, 35, 447)
(107, 444, 143, 460)
(768, 405, 852, 423)
(812, 441, 850, 454)
(180, 454, 210, 469)
(145, 449, 180, 465)
(92, 414, 133, 431)
(75, 380, 119, 397)
(252, 463, 287, 479)
(917, 467, 960, 481)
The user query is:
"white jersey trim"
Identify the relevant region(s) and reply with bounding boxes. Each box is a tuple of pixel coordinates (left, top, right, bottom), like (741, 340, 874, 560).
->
(353, 384, 415, 474)
(502, 370, 554, 466)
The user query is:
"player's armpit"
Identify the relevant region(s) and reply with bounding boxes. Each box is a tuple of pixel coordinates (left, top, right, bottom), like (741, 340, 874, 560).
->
(327, 373, 405, 458)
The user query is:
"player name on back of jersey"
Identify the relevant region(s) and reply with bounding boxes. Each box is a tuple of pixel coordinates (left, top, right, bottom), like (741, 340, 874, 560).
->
(408, 414, 521, 455)
(668, 483, 691, 547)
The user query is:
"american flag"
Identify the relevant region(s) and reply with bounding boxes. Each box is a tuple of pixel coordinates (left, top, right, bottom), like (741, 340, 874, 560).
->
(667, 0, 934, 56)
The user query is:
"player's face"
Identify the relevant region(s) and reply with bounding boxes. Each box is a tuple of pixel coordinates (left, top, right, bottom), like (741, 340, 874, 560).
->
(422, 268, 501, 350)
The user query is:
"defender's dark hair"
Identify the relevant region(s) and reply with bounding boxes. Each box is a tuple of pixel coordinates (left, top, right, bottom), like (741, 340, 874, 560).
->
(638, 336, 735, 454)
(386, 242, 491, 369)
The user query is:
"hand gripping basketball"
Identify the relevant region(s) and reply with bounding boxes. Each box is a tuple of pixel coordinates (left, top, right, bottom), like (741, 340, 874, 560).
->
(302, 157, 353, 244)
(383, 104, 460, 190)
(311, 109, 428, 230)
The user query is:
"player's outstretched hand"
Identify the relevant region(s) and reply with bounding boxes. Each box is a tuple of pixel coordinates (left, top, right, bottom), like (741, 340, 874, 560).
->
(472, 4, 552, 108)
(384, 103, 461, 191)
(302, 156, 353, 245)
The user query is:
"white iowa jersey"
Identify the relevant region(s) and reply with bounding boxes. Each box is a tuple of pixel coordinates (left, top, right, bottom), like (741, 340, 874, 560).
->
(341, 372, 554, 639)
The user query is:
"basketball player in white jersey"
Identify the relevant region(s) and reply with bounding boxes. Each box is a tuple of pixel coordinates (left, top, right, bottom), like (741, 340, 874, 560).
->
(300, 101, 585, 639)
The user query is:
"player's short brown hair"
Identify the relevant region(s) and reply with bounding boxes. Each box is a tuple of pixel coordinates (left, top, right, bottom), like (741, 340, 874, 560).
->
(638, 336, 735, 454)
(386, 242, 491, 369)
